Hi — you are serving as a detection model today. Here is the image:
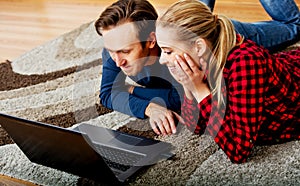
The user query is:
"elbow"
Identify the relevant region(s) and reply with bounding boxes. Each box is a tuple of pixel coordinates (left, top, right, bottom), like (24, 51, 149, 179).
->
(99, 92, 112, 109)
(229, 155, 248, 164)
(219, 143, 252, 164)
(225, 148, 251, 164)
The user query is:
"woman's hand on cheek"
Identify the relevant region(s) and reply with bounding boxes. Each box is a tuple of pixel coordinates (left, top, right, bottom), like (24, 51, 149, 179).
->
(175, 53, 210, 102)
(174, 54, 204, 91)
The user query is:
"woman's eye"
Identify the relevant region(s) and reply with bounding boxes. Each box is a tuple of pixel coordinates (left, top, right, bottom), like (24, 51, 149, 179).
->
(164, 51, 172, 55)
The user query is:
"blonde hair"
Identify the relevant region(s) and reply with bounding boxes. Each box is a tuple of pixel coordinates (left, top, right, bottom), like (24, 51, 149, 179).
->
(157, 0, 242, 106)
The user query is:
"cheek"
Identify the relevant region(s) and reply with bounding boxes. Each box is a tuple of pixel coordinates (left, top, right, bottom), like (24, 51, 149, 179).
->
(166, 55, 175, 64)
(170, 56, 177, 66)
(160, 54, 177, 65)
(127, 50, 141, 63)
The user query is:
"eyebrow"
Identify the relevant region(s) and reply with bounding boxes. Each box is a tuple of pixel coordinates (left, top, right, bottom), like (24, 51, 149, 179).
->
(160, 46, 172, 50)
(105, 47, 131, 53)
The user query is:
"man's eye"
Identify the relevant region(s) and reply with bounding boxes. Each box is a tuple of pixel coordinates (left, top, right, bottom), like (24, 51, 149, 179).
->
(121, 50, 130, 54)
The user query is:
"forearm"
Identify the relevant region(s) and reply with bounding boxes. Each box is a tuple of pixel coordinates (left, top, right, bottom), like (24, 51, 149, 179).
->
(180, 95, 205, 134)
(133, 86, 182, 112)
(100, 89, 150, 118)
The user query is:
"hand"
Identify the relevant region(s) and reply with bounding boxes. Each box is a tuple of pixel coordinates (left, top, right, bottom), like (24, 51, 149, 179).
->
(175, 54, 210, 103)
(145, 103, 183, 135)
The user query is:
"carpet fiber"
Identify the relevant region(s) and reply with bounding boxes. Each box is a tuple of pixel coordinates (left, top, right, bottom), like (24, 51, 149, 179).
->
(0, 21, 300, 186)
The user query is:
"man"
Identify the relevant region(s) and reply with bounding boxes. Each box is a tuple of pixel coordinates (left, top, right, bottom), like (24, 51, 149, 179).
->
(95, 0, 299, 136)
(95, 0, 183, 136)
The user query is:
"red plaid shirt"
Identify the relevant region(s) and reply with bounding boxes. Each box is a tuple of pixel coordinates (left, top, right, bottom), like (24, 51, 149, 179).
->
(181, 38, 300, 163)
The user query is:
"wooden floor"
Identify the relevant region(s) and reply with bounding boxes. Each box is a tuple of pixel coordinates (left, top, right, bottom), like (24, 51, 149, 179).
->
(0, 174, 38, 186)
(1, 0, 299, 61)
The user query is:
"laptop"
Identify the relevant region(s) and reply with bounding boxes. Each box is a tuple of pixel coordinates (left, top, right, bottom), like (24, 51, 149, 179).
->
(0, 113, 175, 184)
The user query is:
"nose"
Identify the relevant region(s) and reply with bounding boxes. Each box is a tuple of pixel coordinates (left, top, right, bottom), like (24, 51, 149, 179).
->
(159, 53, 168, 65)
(112, 53, 126, 67)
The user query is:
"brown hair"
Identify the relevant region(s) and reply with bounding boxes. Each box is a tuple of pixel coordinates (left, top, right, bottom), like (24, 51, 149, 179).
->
(157, 0, 242, 106)
(94, 0, 158, 46)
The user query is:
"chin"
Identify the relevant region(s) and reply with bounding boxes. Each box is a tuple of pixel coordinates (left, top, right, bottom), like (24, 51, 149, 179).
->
(124, 71, 136, 76)
(169, 71, 178, 80)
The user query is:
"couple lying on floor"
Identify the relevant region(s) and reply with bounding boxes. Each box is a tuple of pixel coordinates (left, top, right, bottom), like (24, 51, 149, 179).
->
(95, 0, 300, 163)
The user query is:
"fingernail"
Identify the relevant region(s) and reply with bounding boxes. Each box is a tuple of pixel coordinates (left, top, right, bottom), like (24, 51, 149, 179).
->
(172, 129, 176, 134)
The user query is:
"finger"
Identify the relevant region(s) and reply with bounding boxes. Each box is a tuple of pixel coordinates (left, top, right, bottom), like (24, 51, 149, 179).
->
(176, 55, 193, 76)
(183, 53, 198, 73)
(161, 118, 172, 135)
(156, 121, 167, 136)
(165, 113, 177, 134)
(173, 112, 185, 124)
(150, 120, 161, 135)
(174, 61, 188, 83)
(169, 120, 177, 135)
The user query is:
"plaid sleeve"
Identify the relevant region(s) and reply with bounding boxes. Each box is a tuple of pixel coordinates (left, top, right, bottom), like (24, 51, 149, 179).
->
(181, 94, 211, 135)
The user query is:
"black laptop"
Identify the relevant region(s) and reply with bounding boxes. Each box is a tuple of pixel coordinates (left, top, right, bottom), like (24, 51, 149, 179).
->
(0, 113, 175, 184)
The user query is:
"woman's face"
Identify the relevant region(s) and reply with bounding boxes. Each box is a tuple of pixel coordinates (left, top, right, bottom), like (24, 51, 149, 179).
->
(156, 26, 199, 77)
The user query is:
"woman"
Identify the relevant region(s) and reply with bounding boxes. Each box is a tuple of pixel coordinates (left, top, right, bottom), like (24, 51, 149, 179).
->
(156, 0, 300, 163)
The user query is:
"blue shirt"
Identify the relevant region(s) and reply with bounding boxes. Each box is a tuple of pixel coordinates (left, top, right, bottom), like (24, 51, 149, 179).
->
(100, 49, 183, 119)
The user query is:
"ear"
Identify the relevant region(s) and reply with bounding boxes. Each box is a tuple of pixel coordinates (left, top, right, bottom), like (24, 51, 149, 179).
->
(147, 32, 157, 49)
(194, 38, 207, 57)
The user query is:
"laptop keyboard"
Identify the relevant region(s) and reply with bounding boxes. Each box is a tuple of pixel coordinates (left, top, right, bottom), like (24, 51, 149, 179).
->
(94, 144, 145, 172)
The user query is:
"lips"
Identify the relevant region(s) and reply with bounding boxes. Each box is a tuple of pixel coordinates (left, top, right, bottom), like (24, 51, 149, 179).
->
(121, 66, 132, 74)
(121, 65, 130, 70)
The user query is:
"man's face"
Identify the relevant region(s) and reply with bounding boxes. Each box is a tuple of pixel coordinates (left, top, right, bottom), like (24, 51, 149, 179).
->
(102, 22, 151, 76)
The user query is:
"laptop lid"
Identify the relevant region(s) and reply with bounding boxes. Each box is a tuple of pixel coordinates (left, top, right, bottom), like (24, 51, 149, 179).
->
(0, 113, 174, 184)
